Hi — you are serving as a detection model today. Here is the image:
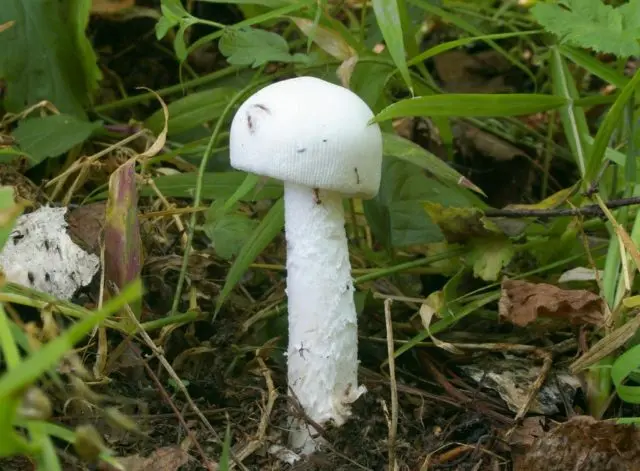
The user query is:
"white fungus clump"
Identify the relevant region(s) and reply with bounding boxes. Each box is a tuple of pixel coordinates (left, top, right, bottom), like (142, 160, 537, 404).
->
(0, 206, 100, 300)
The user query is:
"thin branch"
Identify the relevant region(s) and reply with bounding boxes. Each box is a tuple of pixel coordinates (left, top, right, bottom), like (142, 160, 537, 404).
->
(484, 196, 640, 219)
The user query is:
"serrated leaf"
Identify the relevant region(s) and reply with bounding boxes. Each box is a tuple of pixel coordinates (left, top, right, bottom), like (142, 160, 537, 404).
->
(0, 0, 101, 118)
(532, 0, 640, 57)
(13, 114, 102, 164)
(219, 27, 309, 67)
(145, 87, 237, 137)
(215, 197, 284, 314)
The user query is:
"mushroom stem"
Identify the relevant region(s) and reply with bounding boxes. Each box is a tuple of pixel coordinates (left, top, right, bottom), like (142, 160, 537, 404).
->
(284, 182, 366, 453)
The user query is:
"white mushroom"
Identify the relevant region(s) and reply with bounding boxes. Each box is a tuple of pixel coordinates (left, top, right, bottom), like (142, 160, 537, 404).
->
(229, 76, 383, 453)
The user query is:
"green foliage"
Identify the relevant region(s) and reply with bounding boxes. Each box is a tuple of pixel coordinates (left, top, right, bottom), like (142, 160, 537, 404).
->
(205, 210, 259, 260)
(13, 114, 102, 166)
(0, 281, 142, 467)
(148, 172, 283, 201)
(0, 0, 101, 118)
(145, 88, 238, 137)
(219, 27, 309, 67)
(532, 0, 640, 58)
(372, 0, 413, 93)
(373, 94, 568, 122)
(216, 197, 285, 314)
(612, 343, 640, 403)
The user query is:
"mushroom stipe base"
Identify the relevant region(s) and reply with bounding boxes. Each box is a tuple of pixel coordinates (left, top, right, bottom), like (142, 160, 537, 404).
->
(284, 182, 367, 452)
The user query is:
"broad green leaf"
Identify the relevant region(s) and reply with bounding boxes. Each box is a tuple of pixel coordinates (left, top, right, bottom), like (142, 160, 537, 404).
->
(373, 94, 567, 122)
(0, 280, 142, 398)
(372, 0, 413, 93)
(218, 27, 308, 67)
(585, 68, 640, 185)
(550, 47, 590, 177)
(532, 0, 640, 58)
(215, 197, 284, 313)
(13, 114, 102, 164)
(611, 343, 640, 403)
(467, 237, 514, 282)
(204, 212, 259, 260)
(145, 87, 237, 137)
(186, 0, 316, 59)
(422, 203, 494, 243)
(0, 0, 101, 118)
(147, 172, 283, 201)
(364, 157, 478, 248)
(382, 132, 485, 195)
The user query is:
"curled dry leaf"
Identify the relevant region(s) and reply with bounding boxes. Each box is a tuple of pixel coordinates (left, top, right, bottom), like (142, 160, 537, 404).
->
(514, 415, 640, 471)
(291, 17, 358, 87)
(499, 279, 604, 327)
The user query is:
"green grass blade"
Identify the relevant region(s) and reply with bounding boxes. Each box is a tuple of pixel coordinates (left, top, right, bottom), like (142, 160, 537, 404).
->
(215, 197, 285, 315)
(372, 0, 413, 94)
(550, 47, 590, 177)
(0, 280, 142, 398)
(559, 45, 629, 89)
(407, 30, 541, 67)
(584, 68, 640, 186)
(373, 94, 567, 122)
(611, 343, 640, 403)
(409, 0, 536, 87)
(382, 132, 485, 195)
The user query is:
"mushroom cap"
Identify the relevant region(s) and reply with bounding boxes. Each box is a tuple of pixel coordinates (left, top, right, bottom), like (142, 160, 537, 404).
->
(229, 76, 383, 198)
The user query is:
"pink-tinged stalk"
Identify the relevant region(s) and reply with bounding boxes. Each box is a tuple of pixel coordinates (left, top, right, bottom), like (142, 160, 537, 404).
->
(104, 159, 142, 320)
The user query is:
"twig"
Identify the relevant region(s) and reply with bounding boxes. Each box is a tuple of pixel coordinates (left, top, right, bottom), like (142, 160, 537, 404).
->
(232, 357, 278, 466)
(383, 299, 398, 471)
(483, 195, 640, 219)
(505, 350, 553, 439)
(121, 298, 248, 470)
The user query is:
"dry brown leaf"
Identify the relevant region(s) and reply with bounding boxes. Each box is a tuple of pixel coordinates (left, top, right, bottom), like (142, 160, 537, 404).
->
(514, 416, 640, 471)
(499, 279, 604, 327)
(509, 417, 548, 450)
(66, 202, 106, 255)
(92, 0, 135, 14)
(118, 446, 189, 471)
